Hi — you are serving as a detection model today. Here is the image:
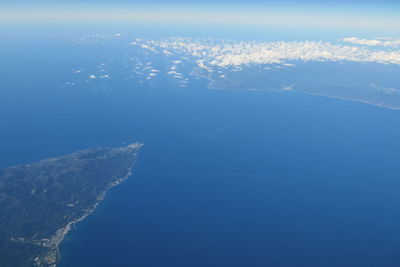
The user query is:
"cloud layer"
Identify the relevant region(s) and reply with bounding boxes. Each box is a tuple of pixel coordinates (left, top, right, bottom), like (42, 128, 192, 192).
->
(132, 37, 400, 68)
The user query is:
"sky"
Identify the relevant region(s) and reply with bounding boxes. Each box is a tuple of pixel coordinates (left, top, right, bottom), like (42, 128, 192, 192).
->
(1, 0, 400, 38)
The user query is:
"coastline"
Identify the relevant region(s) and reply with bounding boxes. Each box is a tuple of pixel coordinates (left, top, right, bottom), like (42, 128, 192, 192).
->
(39, 158, 140, 267)
(205, 77, 400, 112)
(190, 67, 400, 112)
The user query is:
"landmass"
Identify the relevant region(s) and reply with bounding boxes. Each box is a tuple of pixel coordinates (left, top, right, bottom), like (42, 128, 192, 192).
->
(0, 143, 143, 267)
(194, 61, 400, 110)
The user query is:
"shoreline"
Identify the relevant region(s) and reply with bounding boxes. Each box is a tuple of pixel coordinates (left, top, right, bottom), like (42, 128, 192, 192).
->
(43, 160, 138, 267)
(190, 67, 400, 112)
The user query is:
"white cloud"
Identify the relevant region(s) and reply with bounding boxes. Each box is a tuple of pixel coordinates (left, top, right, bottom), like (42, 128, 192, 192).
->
(283, 63, 295, 67)
(342, 37, 400, 47)
(132, 38, 400, 69)
(281, 84, 295, 91)
(342, 37, 383, 46)
(371, 83, 399, 94)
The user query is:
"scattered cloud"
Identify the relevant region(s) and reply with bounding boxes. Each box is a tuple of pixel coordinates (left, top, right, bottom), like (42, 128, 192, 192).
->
(371, 83, 399, 94)
(132, 37, 400, 69)
(342, 37, 400, 47)
(281, 84, 295, 91)
(67, 35, 400, 91)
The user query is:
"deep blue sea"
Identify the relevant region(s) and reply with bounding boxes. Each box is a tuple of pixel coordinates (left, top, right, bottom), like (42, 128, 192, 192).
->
(2, 29, 400, 267)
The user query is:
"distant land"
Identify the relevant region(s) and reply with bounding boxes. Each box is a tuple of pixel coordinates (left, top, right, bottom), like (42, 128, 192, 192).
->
(195, 61, 400, 110)
(0, 143, 142, 267)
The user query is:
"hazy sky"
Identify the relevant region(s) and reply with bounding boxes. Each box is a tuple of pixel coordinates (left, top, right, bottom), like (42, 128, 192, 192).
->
(1, 1, 399, 37)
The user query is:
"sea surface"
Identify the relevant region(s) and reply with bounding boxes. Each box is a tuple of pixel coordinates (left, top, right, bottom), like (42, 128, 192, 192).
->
(2, 30, 400, 267)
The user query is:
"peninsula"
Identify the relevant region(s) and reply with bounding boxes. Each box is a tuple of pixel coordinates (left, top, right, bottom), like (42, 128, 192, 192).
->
(0, 143, 143, 267)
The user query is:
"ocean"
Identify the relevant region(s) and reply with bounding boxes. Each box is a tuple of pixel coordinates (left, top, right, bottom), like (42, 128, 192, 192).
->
(2, 30, 400, 267)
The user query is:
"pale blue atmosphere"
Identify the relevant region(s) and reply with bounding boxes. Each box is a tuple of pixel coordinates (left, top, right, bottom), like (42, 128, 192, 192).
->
(1, 1, 400, 267)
